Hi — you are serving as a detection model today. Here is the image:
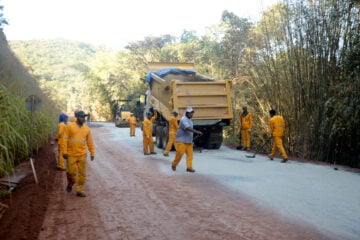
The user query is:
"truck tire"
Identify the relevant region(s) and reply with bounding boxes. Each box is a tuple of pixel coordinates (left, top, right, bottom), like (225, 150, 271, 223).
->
(155, 126, 163, 148)
(161, 127, 168, 150)
(204, 131, 223, 149)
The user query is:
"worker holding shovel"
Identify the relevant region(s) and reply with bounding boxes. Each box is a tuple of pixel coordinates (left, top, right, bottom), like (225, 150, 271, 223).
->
(171, 107, 203, 173)
(269, 109, 288, 163)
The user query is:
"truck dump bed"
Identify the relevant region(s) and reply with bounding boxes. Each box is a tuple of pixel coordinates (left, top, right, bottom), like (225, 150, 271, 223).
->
(147, 65, 233, 124)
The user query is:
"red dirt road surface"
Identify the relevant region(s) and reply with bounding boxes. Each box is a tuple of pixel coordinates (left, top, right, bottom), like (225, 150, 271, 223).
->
(0, 123, 335, 240)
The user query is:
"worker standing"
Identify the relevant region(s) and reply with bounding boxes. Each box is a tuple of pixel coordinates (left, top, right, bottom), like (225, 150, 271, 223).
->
(126, 113, 137, 137)
(240, 106, 253, 150)
(62, 111, 95, 197)
(142, 112, 157, 155)
(56, 113, 68, 171)
(171, 107, 203, 173)
(163, 109, 179, 156)
(268, 109, 288, 163)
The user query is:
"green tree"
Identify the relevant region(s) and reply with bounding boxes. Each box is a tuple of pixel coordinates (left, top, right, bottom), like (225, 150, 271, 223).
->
(0, 4, 8, 28)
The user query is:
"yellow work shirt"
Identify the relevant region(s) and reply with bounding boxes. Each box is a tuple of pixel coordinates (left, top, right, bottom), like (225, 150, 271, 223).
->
(168, 116, 179, 133)
(62, 122, 95, 157)
(240, 113, 253, 130)
(269, 115, 285, 137)
(126, 116, 137, 125)
(56, 122, 67, 145)
(142, 118, 153, 137)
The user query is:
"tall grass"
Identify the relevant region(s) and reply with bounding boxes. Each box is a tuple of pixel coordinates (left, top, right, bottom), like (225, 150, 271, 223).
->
(0, 30, 59, 178)
(0, 85, 56, 178)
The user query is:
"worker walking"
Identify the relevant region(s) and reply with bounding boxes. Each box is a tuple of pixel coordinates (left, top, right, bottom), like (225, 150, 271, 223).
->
(268, 109, 288, 163)
(171, 107, 203, 173)
(62, 111, 95, 197)
(142, 112, 157, 155)
(126, 113, 137, 137)
(56, 113, 68, 171)
(240, 106, 253, 150)
(163, 109, 179, 156)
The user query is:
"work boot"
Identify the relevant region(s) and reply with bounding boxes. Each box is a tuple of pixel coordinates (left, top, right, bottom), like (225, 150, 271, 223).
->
(269, 155, 274, 160)
(171, 165, 176, 171)
(242, 147, 248, 151)
(163, 153, 169, 157)
(186, 168, 195, 173)
(150, 152, 157, 154)
(144, 153, 150, 155)
(281, 159, 288, 163)
(76, 192, 86, 197)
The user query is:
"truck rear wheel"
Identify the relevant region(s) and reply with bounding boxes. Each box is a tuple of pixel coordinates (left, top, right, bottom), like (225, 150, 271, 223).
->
(155, 126, 163, 148)
(204, 129, 223, 149)
(161, 127, 168, 150)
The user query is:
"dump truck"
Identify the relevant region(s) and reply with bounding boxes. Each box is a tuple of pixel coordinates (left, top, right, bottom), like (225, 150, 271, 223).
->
(144, 62, 233, 149)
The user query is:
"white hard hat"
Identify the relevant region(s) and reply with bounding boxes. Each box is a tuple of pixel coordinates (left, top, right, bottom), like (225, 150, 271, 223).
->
(172, 109, 179, 114)
(185, 107, 194, 113)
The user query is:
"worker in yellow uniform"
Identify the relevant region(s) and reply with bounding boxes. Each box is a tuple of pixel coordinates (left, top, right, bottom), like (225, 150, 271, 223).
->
(269, 109, 288, 163)
(163, 109, 179, 156)
(240, 106, 253, 151)
(142, 112, 157, 155)
(56, 113, 68, 170)
(126, 113, 137, 137)
(62, 111, 95, 197)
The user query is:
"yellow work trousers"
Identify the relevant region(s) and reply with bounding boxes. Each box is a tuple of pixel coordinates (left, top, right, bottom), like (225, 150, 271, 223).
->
(270, 136, 288, 159)
(143, 136, 154, 154)
(241, 129, 251, 148)
(164, 132, 176, 155)
(130, 124, 136, 136)
(172, 142, 194, 169)
(67, 154, 87, 194)
(57, 144, 65, 170)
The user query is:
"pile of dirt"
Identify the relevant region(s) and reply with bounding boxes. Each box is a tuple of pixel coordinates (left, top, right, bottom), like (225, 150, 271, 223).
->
(0, 143, 58, 240)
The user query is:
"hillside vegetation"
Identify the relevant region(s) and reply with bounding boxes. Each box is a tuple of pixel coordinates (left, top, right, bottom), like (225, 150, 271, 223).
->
(0, 30, 58, 177)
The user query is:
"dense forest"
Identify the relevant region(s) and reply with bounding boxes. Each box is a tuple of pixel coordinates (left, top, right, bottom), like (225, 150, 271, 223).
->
(0, 0, 359, 178)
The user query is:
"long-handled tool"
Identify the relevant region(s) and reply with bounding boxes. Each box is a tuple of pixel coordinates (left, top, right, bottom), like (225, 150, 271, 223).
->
(193, 134, 202, 153)
(236, 134, 242, 150)
(246, 137, 272, 158)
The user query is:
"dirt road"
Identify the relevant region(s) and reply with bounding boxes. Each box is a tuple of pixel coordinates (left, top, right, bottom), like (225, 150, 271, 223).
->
(23, 123, 333, 240)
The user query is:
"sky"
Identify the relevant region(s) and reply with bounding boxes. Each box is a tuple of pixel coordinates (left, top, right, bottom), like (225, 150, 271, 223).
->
(1, 0, 278, 49)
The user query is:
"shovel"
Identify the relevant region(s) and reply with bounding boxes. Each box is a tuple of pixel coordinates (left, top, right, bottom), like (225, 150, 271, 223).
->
(246, 137, 271, 158)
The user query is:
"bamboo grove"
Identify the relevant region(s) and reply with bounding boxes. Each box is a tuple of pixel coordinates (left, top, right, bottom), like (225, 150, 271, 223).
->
(0, 0, 359, 177)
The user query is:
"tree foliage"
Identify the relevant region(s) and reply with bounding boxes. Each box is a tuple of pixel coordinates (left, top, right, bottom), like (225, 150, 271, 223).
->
(0, 4, 8, 28)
